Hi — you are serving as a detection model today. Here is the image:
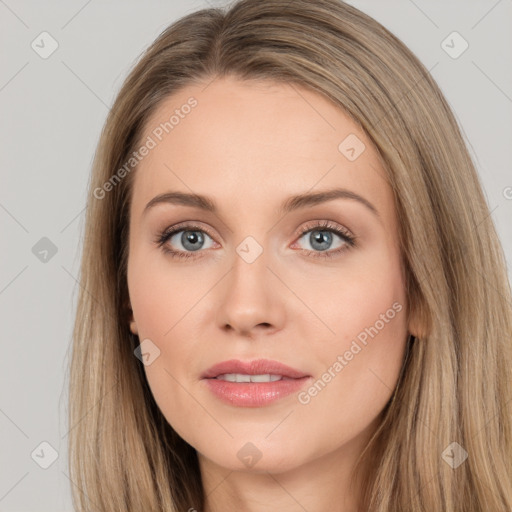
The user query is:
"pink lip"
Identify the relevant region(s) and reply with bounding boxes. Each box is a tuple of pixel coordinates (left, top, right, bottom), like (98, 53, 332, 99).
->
(201, 358, 309, 379)
(201, 359, 312, 408)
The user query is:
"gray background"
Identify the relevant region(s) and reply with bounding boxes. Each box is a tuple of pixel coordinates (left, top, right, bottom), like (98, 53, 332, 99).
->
(1, 0, 511, 510)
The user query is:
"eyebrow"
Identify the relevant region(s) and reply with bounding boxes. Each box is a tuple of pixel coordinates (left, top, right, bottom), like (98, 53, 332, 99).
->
(142, 188, 379, 218)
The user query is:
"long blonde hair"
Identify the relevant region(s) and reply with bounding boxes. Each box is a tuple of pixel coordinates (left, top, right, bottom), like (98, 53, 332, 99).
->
(68, 0, 512, 510)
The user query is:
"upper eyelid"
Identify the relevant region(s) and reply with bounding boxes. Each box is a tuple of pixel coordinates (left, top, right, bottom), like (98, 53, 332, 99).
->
(161, 220, 354, 246)
(163, 221, 217, 240)
(163, 219, 351, 235)
(298, 219, 353, 236)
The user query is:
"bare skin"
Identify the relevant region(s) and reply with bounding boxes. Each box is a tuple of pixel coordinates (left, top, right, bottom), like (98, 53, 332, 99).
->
(126, 75, 419, 511)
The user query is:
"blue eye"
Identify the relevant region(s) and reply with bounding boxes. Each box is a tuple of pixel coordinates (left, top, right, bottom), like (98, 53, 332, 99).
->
(156, 225, 215, 260)
(155, 220, 355, 260)
(293, 220, 356, 259)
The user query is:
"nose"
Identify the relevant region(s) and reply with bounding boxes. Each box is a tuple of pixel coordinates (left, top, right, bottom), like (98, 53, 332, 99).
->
(215, 245, 286, 337)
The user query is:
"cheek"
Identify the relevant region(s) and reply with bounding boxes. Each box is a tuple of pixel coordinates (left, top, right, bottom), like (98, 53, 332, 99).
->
(298, 251, 408, 425)
(304, 245, 405, 359)
(127, 248, 208, 338)
(297, 315, 407, 456)
(127, 251, 213, 428)
(307, 245, 407, 348)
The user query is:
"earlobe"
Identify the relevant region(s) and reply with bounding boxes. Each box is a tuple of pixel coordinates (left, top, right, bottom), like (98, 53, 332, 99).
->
(407, 300, 429, 340)
(128, 308, 138, 335)
(125, 297, 138, 335)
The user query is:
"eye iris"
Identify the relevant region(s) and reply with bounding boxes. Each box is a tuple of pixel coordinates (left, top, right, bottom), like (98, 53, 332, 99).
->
(310, 230, 332, 251)
(182, 231, 204, 251)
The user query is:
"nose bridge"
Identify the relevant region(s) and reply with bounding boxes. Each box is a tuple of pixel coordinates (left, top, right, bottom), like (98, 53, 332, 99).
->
(229, 233, 271, 301)
(215, 232, 284, 334)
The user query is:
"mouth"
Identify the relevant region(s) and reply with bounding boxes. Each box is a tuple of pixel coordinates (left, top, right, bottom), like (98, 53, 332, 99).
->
(200, 359, 312, 407)
(212, 373, 296, 383)
(201, 358, 310, 380)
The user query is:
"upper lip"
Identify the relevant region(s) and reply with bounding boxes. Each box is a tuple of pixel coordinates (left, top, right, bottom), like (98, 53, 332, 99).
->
(201, 359, 310, 379)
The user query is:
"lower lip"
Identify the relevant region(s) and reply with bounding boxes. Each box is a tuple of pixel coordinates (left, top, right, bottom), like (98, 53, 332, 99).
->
(202, 377, 311, 407)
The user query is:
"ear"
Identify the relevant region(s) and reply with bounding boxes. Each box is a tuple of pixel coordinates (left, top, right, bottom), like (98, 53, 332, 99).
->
(129, 314, 138, 336)
(124, 296, 138, 335)
(407, 294, 430, 340)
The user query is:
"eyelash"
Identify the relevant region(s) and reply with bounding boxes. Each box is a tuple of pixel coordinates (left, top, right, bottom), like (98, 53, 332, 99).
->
(154, 220, 356, 261)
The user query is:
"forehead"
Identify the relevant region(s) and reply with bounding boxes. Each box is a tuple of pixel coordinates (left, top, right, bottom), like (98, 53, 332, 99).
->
(130, 76, 391, 220)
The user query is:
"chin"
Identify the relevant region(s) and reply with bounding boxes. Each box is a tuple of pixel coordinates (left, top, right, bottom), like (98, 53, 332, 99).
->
(198, 440, 308, 475)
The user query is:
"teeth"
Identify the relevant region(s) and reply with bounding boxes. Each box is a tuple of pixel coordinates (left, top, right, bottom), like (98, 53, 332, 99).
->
(216, 373, 283, 383)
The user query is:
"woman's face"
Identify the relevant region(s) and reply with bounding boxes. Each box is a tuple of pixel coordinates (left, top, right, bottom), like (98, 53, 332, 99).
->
(127, 75, 413, 474)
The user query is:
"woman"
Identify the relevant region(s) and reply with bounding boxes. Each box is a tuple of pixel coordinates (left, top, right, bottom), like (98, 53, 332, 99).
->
(68, 0, 512, 510)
